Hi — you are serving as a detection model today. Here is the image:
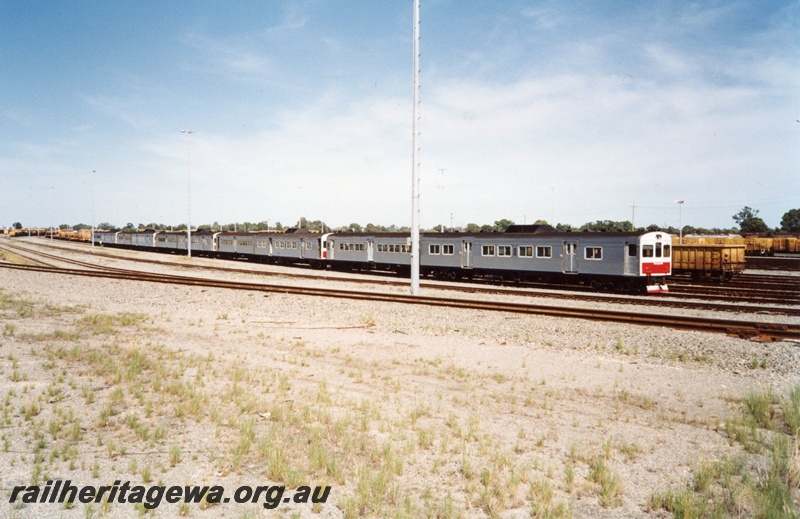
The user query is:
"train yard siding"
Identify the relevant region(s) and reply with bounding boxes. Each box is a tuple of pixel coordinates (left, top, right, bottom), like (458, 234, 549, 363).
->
(1, 255, 799, 518)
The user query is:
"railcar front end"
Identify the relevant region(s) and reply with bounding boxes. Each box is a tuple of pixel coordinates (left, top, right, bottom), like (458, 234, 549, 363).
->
(637, 232, 672, 293)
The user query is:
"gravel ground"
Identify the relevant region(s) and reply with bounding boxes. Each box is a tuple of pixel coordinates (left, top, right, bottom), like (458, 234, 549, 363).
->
(0, 238, 798, 518)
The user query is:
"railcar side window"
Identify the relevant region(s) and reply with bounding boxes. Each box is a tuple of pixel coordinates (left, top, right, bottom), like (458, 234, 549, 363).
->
(401, 245, 411, 253)
(585, 247, 602, 260)
(663, 244, 671, 257)
(628, 244, 637, 256)
(642, 245, 654, 258)
(535, 246, 552, 258)
(655, 243, 662, 257)
(429, 244, 441, 255)
(442, 244, 454, 255)
(519, 246, 533, 258)
(481, 245, 495, 256)
(497, 245, 512, 257)
(306, 242, 312, 250)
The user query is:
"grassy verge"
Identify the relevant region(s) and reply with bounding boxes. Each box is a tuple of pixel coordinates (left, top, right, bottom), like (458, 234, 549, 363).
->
(648, 385, 800, 518)
(0, 288, 578, 517)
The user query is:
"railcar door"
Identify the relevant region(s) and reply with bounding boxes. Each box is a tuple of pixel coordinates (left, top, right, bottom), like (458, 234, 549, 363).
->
(367, 239, 374, 262)
(461, 240, 473, 268)
(563, 242, 578, 273)
(624, 242, 638, 275)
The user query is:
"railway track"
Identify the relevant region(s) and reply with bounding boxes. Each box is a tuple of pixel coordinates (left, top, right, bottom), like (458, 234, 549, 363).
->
(666, 282, 800, 306)
(670, 276, 800, 293)
(4, 241, 800, 319)
(746, 256, 800, 271)
(1, 254, 799, 342)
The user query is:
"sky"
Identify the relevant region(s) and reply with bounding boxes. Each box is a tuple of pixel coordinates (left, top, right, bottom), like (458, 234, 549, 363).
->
(1, 0, 798, 232)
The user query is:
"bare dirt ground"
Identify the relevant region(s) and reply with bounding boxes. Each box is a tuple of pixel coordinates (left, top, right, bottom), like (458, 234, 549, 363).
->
(0, 248, 798, 518)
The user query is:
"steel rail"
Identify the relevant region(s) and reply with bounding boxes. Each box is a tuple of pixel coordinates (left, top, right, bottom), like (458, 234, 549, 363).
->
(0, 244, 57, 268)
(2, 262, 798, 341)
(6, 241, 800, 317)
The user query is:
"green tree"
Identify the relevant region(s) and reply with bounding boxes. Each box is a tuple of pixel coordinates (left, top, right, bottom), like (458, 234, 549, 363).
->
(780, 208, 800, 232)
(465, 223, 481, 233)
(347, 223, 363, 233)
(12, 222, 22, 229)
(733, 206, 769, 233)
(580, 220, 633, 232)
(493, 219, 515, 232)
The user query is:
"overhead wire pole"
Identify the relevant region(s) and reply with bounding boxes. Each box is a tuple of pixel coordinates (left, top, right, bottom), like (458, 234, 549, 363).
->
(410, 0, 421, 296)
(181, 130, 195, 258)
(438, 168, 446, 232)
(91, 170, 96, 247)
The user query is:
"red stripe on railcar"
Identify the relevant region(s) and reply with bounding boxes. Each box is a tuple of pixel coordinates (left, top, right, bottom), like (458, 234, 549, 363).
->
(642, 262, 670, 275)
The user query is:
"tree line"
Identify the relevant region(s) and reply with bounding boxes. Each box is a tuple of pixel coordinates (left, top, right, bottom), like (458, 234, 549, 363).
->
(11, 207, 800, 235)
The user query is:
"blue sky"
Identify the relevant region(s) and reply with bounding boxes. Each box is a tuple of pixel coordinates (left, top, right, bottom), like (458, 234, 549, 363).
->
(2, 0, 798, 231)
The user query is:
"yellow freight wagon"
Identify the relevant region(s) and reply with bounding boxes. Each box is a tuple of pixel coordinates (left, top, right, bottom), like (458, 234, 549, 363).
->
(671, 244, 746, 281)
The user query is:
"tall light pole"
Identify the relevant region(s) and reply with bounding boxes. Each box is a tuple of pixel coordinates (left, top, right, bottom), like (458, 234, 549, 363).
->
(675, 199, 684, 244)
(409, 0, 421, 295)
(181, 130, 194, 258)
(91, 170, 96, 247)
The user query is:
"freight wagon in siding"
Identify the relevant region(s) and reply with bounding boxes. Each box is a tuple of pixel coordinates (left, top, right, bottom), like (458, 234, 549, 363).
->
(673, 234, 745, 246)
(671, 244, 746, 281)
(743, 234, 800, 256)
(767, 235, 800, 254)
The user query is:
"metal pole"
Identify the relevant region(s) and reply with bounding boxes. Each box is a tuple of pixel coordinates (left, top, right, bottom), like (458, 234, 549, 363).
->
(675, 199, 684, 244)
(91, 170, 96, 247)
(181, 130, 195, 257)
(438, 168, 445, 232)
(410, 0, 421, 296)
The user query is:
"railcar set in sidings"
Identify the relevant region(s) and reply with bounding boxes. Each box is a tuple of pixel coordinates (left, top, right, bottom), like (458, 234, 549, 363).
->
(93, 225, 672, 293)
